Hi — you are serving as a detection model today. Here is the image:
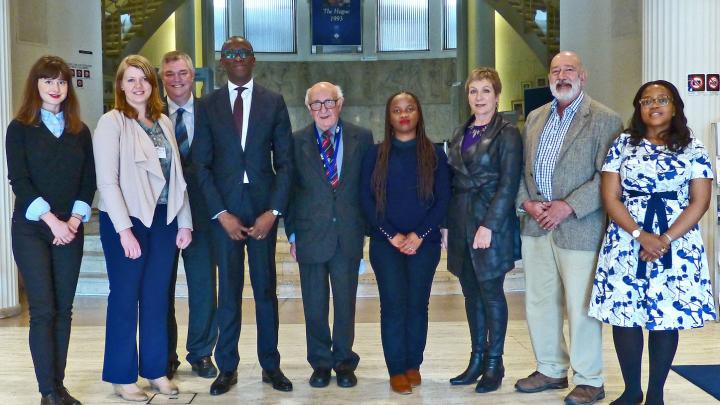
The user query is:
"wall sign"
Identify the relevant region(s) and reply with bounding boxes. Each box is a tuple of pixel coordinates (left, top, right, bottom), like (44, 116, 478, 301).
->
(311, 0, 362, 53)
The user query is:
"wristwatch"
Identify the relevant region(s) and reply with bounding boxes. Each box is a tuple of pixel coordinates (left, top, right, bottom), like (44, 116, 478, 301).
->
(271, 209, 281, 216)
(631, 228, 642, 239)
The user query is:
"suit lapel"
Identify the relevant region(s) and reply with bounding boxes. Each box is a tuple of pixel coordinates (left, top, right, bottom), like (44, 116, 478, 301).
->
(527, 103, 551, 165)
(337, 125, 356, 189)
(557, 96, 591, 160)
(448, 123, 470, 177)
(245, 85, 264, 153)
(214, 87, 242, 153)
(301, 125, 328, 180)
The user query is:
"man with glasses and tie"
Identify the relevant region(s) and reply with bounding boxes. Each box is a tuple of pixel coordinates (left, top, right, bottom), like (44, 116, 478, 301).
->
(193, 36, 294, 396)
(160, 51, 220, 382)
(285, 82, 373, 389)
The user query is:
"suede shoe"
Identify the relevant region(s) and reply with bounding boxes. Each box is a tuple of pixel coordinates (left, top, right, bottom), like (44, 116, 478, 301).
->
(515, 371, 569, 393)
(262, 368, 293, 392)
(389, 374, 412, 395)
(309, 368, 331, 388)
(336, 370, 357, 388)
(565, 385, 606, 405)
(190, 356, 218, 378)
(210, 371, 238, 396)
(405, 369, 421, 387)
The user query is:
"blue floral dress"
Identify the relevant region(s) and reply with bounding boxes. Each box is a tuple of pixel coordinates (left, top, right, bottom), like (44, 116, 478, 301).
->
(588, 133, 716, 330)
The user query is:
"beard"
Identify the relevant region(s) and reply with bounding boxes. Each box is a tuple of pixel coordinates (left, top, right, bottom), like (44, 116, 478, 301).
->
(550, 78, 582, 103)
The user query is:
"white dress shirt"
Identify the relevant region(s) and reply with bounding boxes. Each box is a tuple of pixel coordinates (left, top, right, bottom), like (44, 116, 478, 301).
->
(228, 79, 253, 184)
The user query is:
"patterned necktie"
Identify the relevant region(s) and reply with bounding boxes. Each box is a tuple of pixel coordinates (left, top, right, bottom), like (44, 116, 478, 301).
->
(322, 130, 338, 189)
(174, 107, 189, 161)
(233, 87, 246, 141)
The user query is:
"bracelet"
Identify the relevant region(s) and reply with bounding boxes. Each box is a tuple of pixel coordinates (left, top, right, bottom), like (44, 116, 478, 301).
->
(662, 233, 673, 243)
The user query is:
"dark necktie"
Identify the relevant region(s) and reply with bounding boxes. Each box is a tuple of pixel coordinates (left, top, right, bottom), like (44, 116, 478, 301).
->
(174, 107, 189, 161)
(233, 87, 246, 141)
(321, 130, 338, 189)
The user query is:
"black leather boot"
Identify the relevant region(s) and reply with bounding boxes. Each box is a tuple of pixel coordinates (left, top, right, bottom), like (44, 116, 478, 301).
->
(449, 351, 485, 385)
(475, 356, 504, 393)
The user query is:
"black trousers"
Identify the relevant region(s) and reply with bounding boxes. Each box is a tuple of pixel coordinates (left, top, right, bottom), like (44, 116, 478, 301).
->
(11, 216, 83, 395)
(168, 228, 218, 364)
(369, 237, 440, 376)
(212, 208, 281, 372)
(298, 244, 360, 372)
(457, 248, 508, 357)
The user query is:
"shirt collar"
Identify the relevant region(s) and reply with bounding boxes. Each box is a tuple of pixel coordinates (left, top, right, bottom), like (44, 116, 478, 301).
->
(550, 91, 585, 116)
(228, 78, 254, 96)
(168, 96, 194, 116)
(40, 108, 64, 121)
(315, 120, 341, 138)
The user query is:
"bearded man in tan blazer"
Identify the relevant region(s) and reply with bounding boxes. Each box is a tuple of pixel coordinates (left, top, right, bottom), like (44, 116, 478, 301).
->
(514, 51, 622, 405)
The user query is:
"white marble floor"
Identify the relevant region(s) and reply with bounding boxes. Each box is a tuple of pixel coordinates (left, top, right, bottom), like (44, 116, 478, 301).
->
(0, 297, 718, 404)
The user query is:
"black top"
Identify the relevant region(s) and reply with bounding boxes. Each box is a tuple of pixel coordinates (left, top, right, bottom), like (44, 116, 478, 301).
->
(360, 139, 451, 243)
(6, 119, 96, 221)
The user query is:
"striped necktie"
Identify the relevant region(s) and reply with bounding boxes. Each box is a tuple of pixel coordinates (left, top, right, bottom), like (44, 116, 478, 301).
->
(321, 130, 338, 189)
(175, 107, 189, 162)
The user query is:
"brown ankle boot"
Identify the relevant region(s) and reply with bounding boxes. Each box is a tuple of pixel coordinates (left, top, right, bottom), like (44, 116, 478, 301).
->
(389, 374, 412, 394)
(405, 369, 421, 387)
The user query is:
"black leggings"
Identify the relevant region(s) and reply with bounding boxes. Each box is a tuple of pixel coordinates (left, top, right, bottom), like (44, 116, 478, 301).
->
(612, 326, 679, 405)
(457, 252, 508, 357)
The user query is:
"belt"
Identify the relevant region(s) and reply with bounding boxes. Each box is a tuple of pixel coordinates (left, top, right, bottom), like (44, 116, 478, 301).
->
(625, 189, 677, 279)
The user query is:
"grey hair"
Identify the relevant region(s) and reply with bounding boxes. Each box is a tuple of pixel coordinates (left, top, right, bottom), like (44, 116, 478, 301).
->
(304, 83, 344, 106)
(160, 50, 195, 75)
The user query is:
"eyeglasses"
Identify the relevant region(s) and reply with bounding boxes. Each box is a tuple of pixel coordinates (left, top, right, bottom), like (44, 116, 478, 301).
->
(308, 99, 338, 111)
(221, 48, 254, 60)
(638, 95, 672, 108)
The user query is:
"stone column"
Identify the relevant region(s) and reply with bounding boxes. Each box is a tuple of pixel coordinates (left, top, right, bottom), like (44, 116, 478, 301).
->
(174, 0, 196, 62)
(0, 0, 21, 318)
(643, 0, 719, 310)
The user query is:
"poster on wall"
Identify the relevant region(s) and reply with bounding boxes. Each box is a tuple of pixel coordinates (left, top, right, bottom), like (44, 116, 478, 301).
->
(311, 0, 362, 53)
(68, 63, 94, 90)
(688, 74, 705, 93)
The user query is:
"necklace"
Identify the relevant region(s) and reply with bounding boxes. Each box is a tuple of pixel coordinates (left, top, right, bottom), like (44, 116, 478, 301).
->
(470, 124, 489, 138)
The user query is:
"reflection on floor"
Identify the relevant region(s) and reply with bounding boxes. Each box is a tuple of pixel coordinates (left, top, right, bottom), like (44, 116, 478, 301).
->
(0, 294, 718, 404)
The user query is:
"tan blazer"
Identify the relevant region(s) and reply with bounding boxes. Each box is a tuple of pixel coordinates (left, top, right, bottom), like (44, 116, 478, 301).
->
(93, 109, 192, 233)
(516, 94, 622, 251)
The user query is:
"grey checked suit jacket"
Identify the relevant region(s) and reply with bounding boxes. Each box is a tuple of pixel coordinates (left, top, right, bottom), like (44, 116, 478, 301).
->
(516, 94, 623, 251)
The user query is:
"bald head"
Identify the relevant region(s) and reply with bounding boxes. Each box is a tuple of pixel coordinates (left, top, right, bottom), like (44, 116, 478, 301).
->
(548, 51, 587, 105)
(305, 82, 344, 131)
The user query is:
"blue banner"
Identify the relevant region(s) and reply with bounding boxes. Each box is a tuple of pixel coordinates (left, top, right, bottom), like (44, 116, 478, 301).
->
(311, 0, 361, 47)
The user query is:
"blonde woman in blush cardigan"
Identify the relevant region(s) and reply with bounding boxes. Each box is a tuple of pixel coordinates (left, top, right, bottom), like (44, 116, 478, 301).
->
(93, 54, 192, 402)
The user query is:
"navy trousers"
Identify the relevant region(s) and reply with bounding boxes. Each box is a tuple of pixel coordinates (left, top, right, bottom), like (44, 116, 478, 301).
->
(100, 205, 178, 383)
(11, 215, 83, 395)
(168, 228, 218, 364)
(369, 237, 440, 376)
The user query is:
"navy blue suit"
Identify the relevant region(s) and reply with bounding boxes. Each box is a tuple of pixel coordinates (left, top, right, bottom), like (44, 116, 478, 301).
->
(193, 82, 292, 372)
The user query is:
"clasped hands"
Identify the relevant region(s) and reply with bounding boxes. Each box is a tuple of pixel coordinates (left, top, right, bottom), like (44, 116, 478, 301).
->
(389, 232, 423, 255)
(218, 210, 276, 241)
(42, 212, 82, 246)
(636, 231, 671, 262)
(523, 200, 574, 230)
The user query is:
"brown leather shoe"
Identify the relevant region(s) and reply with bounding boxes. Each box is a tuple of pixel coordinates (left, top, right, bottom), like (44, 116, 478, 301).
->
(389, 374, 412, 395)
(564, 385, 606, 405)
(405, 369, 421, 387)
(515, 371, 569, 393)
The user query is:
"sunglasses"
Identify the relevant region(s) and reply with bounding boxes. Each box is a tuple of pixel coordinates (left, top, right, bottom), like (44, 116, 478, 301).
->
(221, 48, 254, 60)
(638, 95, 672, 108)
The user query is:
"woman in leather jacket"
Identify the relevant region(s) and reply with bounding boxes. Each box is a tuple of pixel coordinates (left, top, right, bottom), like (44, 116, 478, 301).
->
(445, 67, 523, 393)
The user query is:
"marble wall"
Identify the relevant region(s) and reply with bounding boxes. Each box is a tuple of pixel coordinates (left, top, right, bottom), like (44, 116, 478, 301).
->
(215, 58, 458, 142)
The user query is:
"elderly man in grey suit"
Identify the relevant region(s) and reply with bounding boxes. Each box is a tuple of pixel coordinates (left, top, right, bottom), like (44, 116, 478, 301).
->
(514, 51, 622, 405)
(285, 81, 373, 389)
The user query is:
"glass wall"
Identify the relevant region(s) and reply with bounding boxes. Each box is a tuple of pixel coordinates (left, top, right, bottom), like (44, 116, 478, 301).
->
(377, 0, 429, 52)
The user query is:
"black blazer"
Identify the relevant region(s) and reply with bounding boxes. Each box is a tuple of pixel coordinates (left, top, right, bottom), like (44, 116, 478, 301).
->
(446, 114, 523, 281)
(285, 122, 373, 264)
(163, 97, 211, 231)
(6, 119, 96, 221)
(192, 83, 293, 221)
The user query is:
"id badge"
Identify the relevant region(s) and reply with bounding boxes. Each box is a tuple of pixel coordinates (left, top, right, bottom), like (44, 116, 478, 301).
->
(156, 146, 167, 159)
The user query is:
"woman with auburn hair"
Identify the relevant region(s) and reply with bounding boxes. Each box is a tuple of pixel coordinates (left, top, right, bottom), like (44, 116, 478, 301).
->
(446, 67, 522, 393)
(93, 54, 192, 402)
(6, 55, 95, 405)
(589, 80, 716, 405)
(360, 91, 451, 395)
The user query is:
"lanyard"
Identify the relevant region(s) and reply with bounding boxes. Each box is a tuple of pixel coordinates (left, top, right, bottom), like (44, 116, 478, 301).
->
(315, 121, 343, 171)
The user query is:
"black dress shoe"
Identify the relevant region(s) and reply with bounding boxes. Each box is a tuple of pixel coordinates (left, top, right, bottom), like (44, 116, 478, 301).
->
(210, 371, 238, 396)
(309, 368, 331, 388)
(190, 356, 218, 379)
(167, 358, 181, 379)
(55, 385, 82, 405)
(336, 370, 357, 388)
(40, 392, 62, 405)
(262, 369, 293, 392)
